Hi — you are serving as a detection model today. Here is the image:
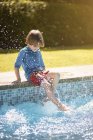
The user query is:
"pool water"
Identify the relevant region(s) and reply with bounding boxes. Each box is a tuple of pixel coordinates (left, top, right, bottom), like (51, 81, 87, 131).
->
(0, 91, 93, 140)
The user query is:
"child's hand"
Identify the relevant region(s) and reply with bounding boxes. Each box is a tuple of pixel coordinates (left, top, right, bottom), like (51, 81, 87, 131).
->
(37, 73, 44, 78)
(12, 79, 21, 84)
(43, 70, 49, 74)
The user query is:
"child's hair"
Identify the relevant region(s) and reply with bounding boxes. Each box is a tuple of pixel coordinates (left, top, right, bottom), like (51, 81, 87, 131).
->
(26, 29, 44, 47)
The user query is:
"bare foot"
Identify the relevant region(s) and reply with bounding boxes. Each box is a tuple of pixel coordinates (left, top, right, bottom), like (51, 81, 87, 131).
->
(58, 104, 70, 111)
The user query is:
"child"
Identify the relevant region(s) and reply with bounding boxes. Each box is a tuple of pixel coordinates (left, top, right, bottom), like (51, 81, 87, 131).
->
(13, 29, 69, 111)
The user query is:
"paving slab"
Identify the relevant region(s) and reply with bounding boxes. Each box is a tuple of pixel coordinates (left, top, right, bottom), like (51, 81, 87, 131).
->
(0, 65, 93, 86)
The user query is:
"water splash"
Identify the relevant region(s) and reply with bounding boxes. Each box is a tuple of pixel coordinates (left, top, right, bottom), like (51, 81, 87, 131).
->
(0, 94, 93, 139)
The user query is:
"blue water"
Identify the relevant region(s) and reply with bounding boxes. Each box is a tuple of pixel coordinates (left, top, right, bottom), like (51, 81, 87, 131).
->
(0, 93, 93, 140)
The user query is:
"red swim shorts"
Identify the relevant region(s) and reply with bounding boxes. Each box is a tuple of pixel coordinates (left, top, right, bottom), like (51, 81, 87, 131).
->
(29, 71, 49, 86)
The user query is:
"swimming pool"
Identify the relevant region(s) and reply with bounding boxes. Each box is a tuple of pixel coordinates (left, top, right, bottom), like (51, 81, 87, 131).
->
(0, 77, 93, 140)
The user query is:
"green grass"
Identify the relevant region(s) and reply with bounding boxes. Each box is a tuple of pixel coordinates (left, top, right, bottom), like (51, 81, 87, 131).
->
(0, 46, 93, 72)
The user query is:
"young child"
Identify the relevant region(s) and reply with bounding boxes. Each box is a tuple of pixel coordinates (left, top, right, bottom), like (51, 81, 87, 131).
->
(13, 29, 69, 111)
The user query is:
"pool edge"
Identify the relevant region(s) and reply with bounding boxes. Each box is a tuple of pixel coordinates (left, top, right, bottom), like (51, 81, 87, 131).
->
(0, 75, 93, 90)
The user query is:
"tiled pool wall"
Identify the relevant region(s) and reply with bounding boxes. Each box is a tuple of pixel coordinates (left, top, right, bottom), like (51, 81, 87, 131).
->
(0, 86, 46, 106)
(58, 79, 93, 103)
(0, 77, 93, 106)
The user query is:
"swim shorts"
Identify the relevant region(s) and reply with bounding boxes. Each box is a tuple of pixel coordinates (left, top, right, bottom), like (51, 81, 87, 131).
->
(29, 71, 49, 86)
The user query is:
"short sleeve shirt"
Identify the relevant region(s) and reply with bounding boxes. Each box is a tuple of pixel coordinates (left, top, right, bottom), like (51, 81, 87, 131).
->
(15, 46, 45, 80)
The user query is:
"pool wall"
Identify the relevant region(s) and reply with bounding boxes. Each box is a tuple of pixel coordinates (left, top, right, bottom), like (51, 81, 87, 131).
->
(0, 77, 93, 106)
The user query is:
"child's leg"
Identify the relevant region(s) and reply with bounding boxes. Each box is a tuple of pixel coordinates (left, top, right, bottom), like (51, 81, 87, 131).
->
(41, 78, 69, 111)
(47, 72, 60, 94)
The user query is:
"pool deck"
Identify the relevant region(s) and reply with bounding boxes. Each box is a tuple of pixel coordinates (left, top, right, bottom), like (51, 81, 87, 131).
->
(0, 65, 93, 89)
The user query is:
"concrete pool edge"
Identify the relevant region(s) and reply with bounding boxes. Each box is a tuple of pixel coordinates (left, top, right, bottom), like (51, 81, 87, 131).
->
(1, 65, 93, 90)
(0, 75, 93, 90)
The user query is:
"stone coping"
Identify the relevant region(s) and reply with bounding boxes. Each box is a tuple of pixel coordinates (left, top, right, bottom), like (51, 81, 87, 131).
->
(1, 65, 93, 90)
(0, 75, 93, 90)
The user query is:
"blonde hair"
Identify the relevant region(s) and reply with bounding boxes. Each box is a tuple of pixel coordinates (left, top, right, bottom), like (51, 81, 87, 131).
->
(26, 30, 44, 47)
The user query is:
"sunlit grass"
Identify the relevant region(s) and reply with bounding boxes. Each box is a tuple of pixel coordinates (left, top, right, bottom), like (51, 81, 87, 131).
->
(0, 46, 93, 72)
(43, 48, 93, 68)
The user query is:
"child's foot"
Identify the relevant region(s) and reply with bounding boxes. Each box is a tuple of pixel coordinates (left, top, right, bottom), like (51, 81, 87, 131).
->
(59, 104, 70, 111)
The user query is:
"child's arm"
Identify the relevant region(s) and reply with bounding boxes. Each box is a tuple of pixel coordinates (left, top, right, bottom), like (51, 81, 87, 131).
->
(13, 67, 21, 83)
(13, 49, 25, 83)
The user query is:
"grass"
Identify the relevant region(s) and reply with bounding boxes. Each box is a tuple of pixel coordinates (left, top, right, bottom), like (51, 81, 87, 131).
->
(0, 46, 93, 72)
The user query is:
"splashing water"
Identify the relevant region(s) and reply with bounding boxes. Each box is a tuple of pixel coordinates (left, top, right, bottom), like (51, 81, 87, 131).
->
(0, 93, 93, 140)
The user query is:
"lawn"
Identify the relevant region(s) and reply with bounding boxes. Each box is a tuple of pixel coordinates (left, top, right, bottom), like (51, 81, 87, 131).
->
(0, 46, 93, 72)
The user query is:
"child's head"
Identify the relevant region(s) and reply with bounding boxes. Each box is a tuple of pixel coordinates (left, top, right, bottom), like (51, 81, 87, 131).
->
(26, 30, 44, 48)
